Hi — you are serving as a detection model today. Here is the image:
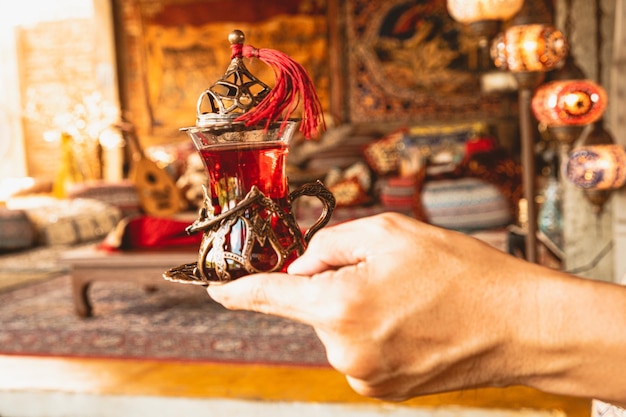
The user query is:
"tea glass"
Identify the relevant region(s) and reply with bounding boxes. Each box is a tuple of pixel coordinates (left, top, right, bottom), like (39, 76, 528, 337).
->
(181, 120, 334, 283)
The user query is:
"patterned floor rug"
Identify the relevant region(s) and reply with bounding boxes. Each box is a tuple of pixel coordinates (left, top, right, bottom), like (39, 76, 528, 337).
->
(0, 275, 328, 367)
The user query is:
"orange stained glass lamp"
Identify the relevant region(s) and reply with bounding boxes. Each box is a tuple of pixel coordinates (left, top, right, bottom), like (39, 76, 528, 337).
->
(490, 24, 568, 73)
(531, 80, 607, 128)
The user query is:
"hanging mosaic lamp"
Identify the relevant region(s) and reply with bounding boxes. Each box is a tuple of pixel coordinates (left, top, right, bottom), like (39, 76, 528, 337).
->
(446, 0, 523, 23)
(566, 144, 626, 190)
(531, 79, 607, 127)
(490, 24, 568, 73)
(447, 0, 525, 75)
(566, 121, 626, 192)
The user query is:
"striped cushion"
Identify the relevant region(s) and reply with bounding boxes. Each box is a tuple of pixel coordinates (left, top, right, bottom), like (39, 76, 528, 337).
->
(422, 177, 511, 231)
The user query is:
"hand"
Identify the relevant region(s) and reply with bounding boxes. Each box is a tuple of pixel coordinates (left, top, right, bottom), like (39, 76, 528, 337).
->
(207, 212, 626, 405)
(208, 213, 531, 398)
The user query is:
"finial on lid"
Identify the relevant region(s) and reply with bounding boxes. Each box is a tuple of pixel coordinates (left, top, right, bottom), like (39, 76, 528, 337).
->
(228, 29, 245, 45)
(191, 30, 270, 128)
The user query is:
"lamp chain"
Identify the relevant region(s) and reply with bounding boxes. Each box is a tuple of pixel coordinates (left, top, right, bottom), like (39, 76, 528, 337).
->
(596, 0, 603, 85)
(564, 0, 573, 38)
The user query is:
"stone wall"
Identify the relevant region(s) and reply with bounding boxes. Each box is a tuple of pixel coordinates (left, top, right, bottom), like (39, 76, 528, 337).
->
(556, 0, 617, 281)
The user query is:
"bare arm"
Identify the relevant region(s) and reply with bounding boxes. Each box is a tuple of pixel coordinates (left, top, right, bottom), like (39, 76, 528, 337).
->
(207, 212, 626, 405)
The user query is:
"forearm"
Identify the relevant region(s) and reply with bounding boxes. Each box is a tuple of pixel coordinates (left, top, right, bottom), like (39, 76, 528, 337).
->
(513, 268, 626, 405)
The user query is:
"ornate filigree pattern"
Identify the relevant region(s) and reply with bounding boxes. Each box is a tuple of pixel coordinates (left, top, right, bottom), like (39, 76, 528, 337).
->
(164, 181, 335, 285)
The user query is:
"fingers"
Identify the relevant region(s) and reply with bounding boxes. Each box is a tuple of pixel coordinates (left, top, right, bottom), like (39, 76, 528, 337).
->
(206, 273, 321, 324)
(206, 216, 386, 324)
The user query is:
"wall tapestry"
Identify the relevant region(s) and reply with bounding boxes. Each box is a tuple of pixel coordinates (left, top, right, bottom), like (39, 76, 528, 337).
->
(115, 0, 329, 144)
(344, 0, 511, 124)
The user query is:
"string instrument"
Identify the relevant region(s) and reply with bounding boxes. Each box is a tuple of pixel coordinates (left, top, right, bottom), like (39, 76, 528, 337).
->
(119, 122, 184, 217)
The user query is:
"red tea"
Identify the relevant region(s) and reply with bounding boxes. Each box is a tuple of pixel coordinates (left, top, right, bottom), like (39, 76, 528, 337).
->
(198, 141, 302, 277)
(199, 141, 291, 212)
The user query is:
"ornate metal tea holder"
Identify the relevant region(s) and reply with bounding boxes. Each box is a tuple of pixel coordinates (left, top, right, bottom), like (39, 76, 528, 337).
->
(163, 30, 335, 286)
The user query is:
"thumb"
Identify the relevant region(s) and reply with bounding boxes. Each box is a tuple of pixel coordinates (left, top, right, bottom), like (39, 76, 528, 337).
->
(288, 222, 369, 276)
(206, 273, 320, 324)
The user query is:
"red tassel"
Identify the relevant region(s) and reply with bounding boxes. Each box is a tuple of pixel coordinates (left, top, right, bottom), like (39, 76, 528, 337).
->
(231, 43, 325, 140)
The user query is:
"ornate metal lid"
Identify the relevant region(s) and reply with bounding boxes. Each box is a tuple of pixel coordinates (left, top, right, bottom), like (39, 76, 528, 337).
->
(182, 29, 324, 139)
(193, 30, 272, 129)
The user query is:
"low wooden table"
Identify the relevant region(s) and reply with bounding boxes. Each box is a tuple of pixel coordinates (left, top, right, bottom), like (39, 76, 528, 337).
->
(61, 244, 197, 317)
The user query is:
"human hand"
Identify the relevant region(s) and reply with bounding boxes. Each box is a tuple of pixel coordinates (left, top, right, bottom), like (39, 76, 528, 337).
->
(207, 212, 541, 400)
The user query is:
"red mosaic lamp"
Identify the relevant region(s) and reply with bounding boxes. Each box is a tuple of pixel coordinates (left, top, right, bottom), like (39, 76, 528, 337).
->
(531, 80, 607, 128)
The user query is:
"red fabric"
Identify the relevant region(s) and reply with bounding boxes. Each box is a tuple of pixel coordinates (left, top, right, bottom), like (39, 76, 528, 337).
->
(230, 43, 325, 140)
(464, 136, 497, 158)
(100, 216, 202, 251)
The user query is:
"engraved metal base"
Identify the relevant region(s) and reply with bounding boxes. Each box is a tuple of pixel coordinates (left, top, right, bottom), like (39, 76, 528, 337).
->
(162, 180, 335, 285)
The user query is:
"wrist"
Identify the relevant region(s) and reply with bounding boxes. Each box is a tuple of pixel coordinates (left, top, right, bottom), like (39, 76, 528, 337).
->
(512, 268, 626, 403)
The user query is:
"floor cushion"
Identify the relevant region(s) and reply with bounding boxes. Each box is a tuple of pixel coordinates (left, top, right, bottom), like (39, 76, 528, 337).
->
(422, 177, 512, 231)
(0, 208, 37, 251)
(7, 196, 122, 246)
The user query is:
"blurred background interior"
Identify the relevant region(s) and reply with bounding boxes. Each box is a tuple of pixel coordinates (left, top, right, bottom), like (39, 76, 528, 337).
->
(0, 1, 625, 415)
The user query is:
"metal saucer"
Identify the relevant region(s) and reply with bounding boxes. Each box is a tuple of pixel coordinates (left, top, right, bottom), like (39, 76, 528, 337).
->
(163, 263, 207, 286)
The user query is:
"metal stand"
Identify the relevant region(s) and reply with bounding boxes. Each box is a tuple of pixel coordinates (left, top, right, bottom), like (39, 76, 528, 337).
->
(515, 71, 545, 263)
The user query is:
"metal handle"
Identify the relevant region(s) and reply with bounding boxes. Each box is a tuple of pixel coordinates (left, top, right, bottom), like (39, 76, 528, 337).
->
(289, 180, 336, 245)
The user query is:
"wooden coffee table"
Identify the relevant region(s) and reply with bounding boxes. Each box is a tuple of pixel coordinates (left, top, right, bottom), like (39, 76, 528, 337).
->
(61, 244, 197, 317)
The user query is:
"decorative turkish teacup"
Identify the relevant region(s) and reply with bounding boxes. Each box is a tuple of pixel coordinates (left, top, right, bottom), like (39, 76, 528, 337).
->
(168, 121, 334, 284)
(163, 29, 334, 285)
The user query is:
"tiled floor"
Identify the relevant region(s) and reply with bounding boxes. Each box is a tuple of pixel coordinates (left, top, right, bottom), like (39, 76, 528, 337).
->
(0, 355, 591, 417)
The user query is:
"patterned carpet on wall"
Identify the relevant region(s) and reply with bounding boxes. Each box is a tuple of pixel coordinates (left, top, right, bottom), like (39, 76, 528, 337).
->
(0, 274, 329, 367)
